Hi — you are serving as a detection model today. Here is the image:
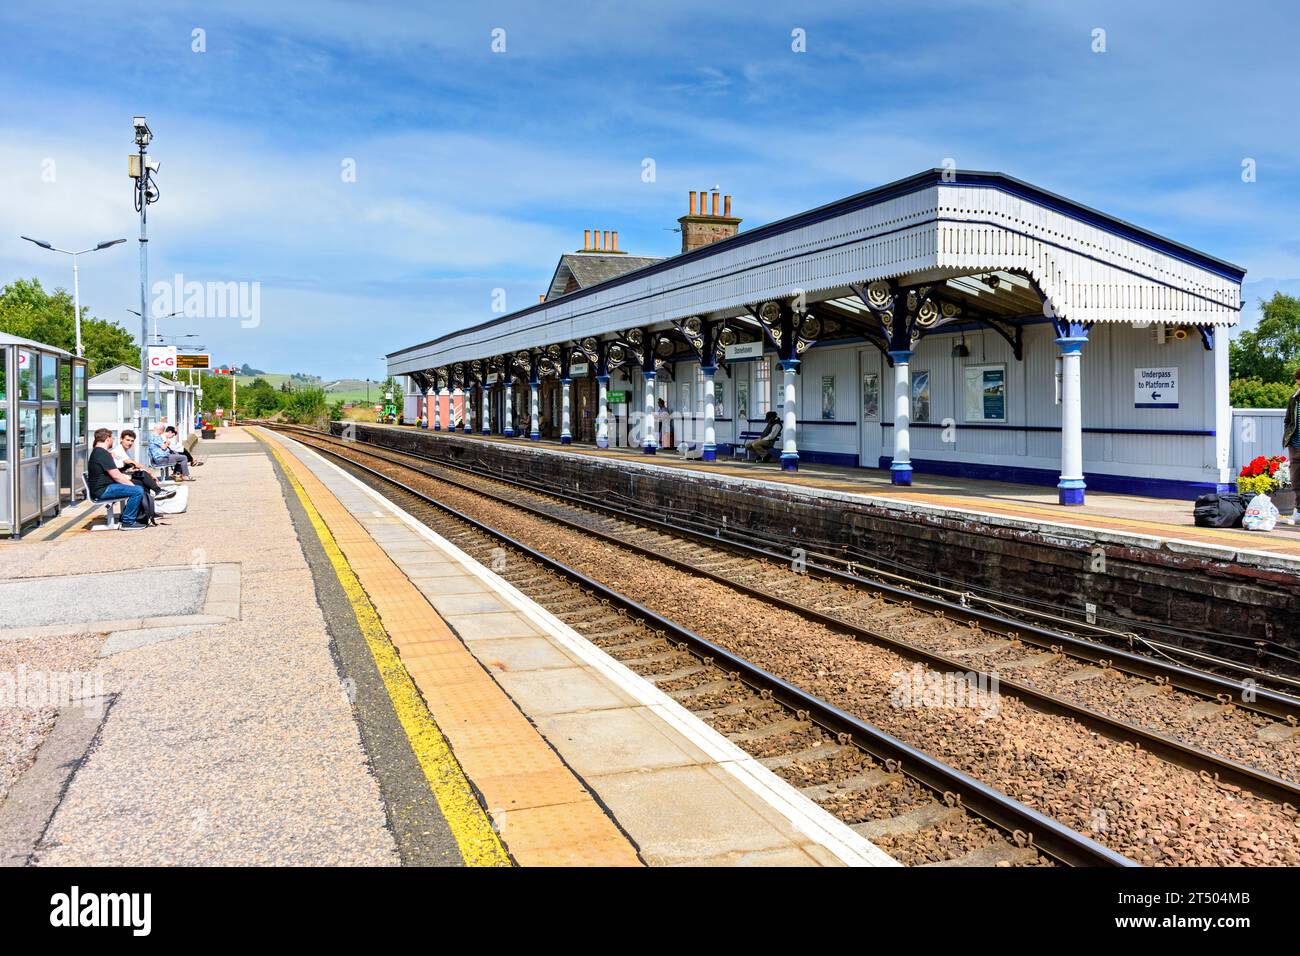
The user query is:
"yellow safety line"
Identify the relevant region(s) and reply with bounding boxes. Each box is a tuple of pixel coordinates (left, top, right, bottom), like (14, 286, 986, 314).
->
(257, 431, 510, 867)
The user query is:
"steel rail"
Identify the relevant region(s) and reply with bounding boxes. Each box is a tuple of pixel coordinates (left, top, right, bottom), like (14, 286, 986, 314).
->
(274, 427, 1136, 868)
(272, 425, 1300, 808)
(290, 425, 1300, 718)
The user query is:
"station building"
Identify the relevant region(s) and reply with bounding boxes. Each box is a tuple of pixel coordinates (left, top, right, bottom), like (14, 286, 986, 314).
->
(388, 170, 1244, 504)
(87, 363, 198, 440)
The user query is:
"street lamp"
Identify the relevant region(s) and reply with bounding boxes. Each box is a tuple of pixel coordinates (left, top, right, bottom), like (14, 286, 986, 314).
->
(19, 236, 127, 357)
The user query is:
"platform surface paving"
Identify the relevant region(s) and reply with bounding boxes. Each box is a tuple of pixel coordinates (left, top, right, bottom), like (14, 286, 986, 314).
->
(260, 427, 894, 867)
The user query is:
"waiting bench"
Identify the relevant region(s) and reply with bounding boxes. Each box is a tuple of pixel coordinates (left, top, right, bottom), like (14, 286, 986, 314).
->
(81, 474, 124, 531)
(733, 430, 780, 463)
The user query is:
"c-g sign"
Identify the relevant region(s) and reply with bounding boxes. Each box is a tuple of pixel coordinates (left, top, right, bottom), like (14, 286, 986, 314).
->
(147, 346, 178, 370)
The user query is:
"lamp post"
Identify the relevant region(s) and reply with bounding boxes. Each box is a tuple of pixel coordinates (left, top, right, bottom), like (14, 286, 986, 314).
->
(130, 115, 160, 437)
(19, 236, 127, 357)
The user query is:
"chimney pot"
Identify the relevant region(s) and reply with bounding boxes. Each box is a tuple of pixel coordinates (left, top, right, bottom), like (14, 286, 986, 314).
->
(583, 229, 591, 250)
(724, 195, 732, 217)
(711, 191, 719, 216)
(688, 191, 697, 216)
(611, 230, 619, 251)
(603, 229, 610, 250)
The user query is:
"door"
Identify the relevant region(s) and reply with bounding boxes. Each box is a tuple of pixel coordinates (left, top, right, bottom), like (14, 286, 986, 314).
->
(859, 349, 884, 470)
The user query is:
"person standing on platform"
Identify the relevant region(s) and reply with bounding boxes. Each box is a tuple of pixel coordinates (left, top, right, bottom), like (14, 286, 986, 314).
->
(1284, 366, 1300, 526)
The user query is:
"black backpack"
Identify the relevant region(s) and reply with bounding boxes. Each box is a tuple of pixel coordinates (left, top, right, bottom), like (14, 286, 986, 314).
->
(1193, 492, 1246, 529)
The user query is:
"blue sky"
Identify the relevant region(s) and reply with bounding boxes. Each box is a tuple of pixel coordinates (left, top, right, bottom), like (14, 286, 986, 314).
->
(2, 0, 1298, 379)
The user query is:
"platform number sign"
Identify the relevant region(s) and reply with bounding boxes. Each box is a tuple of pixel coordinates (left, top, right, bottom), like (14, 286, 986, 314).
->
(1134, 367, 1178, 409)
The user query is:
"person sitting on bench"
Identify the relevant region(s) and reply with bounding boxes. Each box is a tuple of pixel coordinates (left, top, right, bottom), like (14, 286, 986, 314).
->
(744, 411, 782, 462)
(148, 424, 192, 481)
(114, 430, 177, 509)
(88, 428, 149, 530)
(165, 425, 202, 467)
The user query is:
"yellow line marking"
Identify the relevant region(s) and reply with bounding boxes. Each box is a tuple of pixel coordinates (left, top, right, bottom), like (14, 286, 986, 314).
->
(256, 430, 510, 867)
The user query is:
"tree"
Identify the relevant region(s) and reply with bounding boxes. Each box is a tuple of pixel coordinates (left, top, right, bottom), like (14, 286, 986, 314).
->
(1229, 378, 1295, 408)
(0, 277, 140, 375)
(239, 377, 284, 417)
(1230, 292, 1300, 383)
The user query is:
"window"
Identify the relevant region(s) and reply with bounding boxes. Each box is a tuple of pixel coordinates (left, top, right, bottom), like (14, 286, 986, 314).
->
(755, 359, 771, 417)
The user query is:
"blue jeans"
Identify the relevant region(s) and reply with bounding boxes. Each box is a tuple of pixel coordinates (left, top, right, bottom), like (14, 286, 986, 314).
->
(97, 482, 144, 523)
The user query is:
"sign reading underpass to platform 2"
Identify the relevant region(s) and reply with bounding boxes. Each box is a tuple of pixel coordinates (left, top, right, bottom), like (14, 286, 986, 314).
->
(1134, 366, 1178, 408)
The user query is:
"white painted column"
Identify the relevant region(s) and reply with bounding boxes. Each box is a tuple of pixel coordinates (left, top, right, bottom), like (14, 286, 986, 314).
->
(595, 375, 610, 449)
(419, 387, 429, 428)
(1212, 332, 1232, 491)
(642, 370, 658, 454)
(433, 387, 442, 430)
(481, 383, 491, 434)
(889, 351, 912, 485)
(529, 380, 540, 440)
(503, 382, 515, 437)
(780, 359, 799, 471)
(1056, 328, 1088, 505)
(560, 378, 573, 444)
(702, 365, 717, 461)
(461, 387, 473, 433)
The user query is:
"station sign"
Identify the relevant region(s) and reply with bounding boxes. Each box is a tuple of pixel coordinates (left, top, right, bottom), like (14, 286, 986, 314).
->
(147, 346, 178, 371)
(1134, 367, 1178, 409)
(177, 353, 210, 369)
(606, 390, 629, 404)
(724, 341, 764, 361)
(570, 362, 589, 377)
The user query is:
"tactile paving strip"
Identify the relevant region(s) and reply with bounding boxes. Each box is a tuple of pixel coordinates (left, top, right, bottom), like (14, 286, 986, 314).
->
(260, 429, 641, 867)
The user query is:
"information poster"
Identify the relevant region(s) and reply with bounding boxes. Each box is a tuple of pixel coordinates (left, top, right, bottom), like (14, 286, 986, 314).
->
(821, 376, 836, 419)
(963, 365, 1007, 422)
(736, 380, 749, 424)
(862, 372, 880, 421)
(1134, 367, 1178, 408)
(911, 370, 931, 423)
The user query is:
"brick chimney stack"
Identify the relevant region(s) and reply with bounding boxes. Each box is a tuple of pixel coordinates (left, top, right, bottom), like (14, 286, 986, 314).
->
(677, 189, 741, 254)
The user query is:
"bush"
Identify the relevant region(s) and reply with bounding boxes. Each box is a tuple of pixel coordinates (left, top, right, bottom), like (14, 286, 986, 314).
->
(1230, 378, 1294, 409)
(282, 386, 329, 427)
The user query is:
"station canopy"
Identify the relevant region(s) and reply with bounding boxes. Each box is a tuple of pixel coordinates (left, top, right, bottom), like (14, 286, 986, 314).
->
(389, 169, 1245, 379)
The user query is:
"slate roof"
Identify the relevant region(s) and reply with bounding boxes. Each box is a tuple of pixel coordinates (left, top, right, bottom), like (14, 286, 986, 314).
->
(544, 253, 665, 301)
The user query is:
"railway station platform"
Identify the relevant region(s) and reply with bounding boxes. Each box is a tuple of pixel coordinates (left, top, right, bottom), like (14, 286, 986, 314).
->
(0, 425, 893, 867)
(367, 425, 1300, 567)
(348, 424, 1300, 670)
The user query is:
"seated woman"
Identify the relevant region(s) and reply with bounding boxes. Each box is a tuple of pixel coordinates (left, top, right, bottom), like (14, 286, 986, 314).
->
(165, 425, 202, 467)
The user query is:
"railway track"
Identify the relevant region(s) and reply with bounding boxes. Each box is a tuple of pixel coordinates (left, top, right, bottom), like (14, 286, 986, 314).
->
(283, 424, 1300, 788)
(264, 425, 1127, 867)
(266, 424, 1300, 865)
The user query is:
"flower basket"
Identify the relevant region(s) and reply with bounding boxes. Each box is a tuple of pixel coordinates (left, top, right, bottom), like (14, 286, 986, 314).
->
(1236, 455, 1292, 509)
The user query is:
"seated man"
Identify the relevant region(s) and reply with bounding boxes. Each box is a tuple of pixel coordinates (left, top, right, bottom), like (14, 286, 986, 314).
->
(88, 428, 148, 530)
(147, 424, 192, 480)
(114, 430, 177, 503)
(743, 411, 782, 463)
